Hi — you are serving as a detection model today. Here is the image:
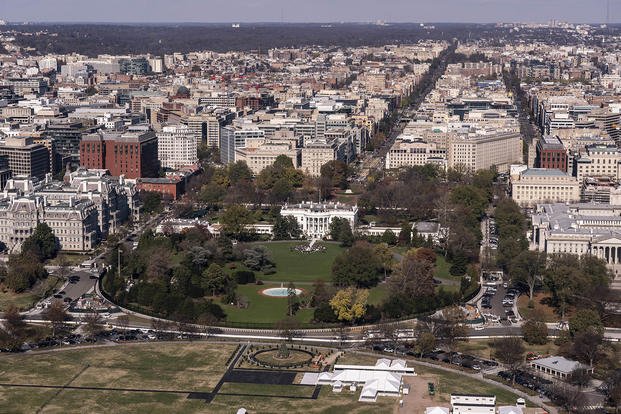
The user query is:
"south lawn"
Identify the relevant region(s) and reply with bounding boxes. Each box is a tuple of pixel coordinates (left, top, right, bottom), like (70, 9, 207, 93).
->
(252, 241, 345, 283)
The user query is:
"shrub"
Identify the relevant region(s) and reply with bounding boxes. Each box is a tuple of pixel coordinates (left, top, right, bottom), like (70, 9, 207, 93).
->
(234, 270, 256, 285)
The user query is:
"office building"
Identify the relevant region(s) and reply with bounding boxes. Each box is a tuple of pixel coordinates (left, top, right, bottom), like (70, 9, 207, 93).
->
(448, 131, 522, 173)
(219, 126, 265, 164)
(157, 125, 198, 169)
(79, 130, 159, 179)
(511, 168, 580, 207)
(0, 137, 50, 179)
(385, 136, 447, 170)
(536, 135, 567, 172)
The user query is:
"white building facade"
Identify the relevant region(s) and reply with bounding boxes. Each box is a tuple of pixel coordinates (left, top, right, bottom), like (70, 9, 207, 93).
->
(280, 201, 358, 239)
(157, 124, 198, 169)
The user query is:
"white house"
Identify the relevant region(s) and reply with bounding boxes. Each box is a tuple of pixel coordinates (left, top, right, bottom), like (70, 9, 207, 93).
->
(280, 201, 358, 239)
(316, 358, 415, 403)
(450, 394, 496, 414)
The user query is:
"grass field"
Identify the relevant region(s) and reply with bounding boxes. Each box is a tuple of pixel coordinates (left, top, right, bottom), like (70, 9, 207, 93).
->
(454, 339, 558, 360)
(255, 241, 345, 283)
(211, 385, 396, 414)
(222, 282, 315, 324)
(414, 365, 525, 406)
(517, 292, 563, 322)
(0, 343, 398, 413)
(0, 342, 235, 413)
(0, 275, 62, 312)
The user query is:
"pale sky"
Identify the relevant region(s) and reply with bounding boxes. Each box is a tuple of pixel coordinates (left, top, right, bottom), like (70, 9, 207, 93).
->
(0, 0, 616, 24)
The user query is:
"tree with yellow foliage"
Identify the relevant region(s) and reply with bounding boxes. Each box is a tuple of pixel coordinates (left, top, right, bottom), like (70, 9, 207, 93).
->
(329, 287, 369, 322)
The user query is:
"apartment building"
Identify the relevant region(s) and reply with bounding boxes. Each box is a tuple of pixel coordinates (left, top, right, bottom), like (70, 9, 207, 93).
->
(300, 137, 351, 177)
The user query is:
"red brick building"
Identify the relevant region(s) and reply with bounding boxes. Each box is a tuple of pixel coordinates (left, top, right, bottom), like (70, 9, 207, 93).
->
(137, 177, 184, 200)
(536, 135, 568, 172)
(80, 130, 159, 179)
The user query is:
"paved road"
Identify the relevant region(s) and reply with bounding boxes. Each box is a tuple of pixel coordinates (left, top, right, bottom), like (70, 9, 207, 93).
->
(26, 270, 98, 315)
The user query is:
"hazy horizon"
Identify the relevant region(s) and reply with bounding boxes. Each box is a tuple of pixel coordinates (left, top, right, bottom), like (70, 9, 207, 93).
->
(0, 0, 618, 25)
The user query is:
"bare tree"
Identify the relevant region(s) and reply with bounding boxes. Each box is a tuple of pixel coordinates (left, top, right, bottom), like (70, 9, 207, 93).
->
(43, 300, 68, 337)
(3, 304, 26, 337)
(82, 311, 103, 338)
(116, 314, 130, 330)
(493, 337, 525, 384)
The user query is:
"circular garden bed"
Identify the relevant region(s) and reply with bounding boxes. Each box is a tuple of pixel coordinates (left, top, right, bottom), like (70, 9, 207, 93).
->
(246, 345, 317, 369)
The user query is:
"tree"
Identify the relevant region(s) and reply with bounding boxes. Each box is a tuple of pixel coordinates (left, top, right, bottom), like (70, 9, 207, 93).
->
(227, 161, 253, 185)
(493, 337, 525, 384)
(220, 204, 254, 237)
(398, 223, 411, 246)
(436, 306, 467, 357)
(569, 367, 591, 388)
(275, 317, 300, 342)
(56, 254, 72, 280)
(43, 300, 68, 337)
(389, 249, 435, 298)
(374, 243, 394, 280)
(522, 317, 548, 345)
(320, 160, 350, 189)
(272, 216, 302, 240)
(116, 314, 130, 330)
(21, 223, 58, 260)
(381, 229, 397, 245)
(287, 282, 299, 317)
(510, 250, 545, 302)
(332, 242, 382, 288)
(82, 311, 103, 338)
(141, 191, 163, 215)
(572, 330, 603, 366)
(329, 217, 354, 246)
(5, 254, 47, 292)
(415, 248, 436, 264)
(329, 287, 368, 323)
(310, 279, 333, 307)
(416, 332, 437, 357)
(3, 305, 25, 339)
(201, 263, 232, 297)
(569, 309, 604, 337)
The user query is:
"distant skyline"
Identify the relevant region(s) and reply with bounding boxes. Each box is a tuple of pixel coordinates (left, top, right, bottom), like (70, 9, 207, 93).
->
(0, 0, 618, 24)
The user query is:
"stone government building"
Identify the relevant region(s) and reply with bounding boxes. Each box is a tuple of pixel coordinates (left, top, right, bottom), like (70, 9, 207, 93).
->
(531, 201, 621, 265)
(0, 168, 138, 253)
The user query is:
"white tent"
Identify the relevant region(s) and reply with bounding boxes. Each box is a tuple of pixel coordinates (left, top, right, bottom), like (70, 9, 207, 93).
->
(426, 407, 450, 414)
(498, 406, 523, 414)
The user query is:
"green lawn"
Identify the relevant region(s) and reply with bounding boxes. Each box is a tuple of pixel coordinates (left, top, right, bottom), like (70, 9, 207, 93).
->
(368, 284, 388, 306)
(223, 283, 315, 325)
(0, 275, 62, 312)
(434, 255, 456, 280)
(254, 241, 345, 283)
